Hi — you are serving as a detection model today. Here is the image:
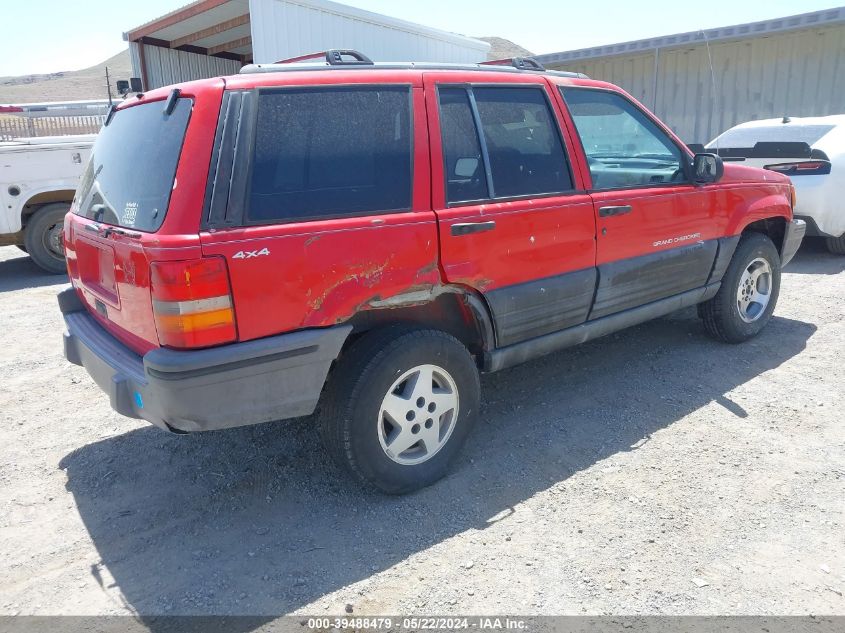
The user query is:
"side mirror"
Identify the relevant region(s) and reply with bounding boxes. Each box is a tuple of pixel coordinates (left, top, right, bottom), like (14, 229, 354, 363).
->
(693, 153, 724, 184)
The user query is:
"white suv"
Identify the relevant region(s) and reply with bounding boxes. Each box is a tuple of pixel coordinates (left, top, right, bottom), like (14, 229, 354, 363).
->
(706, 115, 845, 254)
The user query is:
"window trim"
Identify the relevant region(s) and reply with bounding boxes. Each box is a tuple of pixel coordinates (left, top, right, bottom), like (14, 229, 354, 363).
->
(559, 86, 694, 193)
(436, 82, 577, 207)
(202, 90, 258, 230)
(445, 188, 589, 209)
(466, 88, 496, 198)
(233, 83, 415, 227)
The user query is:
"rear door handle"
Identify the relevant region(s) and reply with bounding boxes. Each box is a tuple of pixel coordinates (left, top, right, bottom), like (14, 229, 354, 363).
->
(598, 205, 633, 217)
(451, 221, 496, 236)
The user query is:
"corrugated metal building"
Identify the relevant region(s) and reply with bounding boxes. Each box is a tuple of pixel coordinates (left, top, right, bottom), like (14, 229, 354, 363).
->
(536, 7, 845, 144)
(124, 0, 489, 90)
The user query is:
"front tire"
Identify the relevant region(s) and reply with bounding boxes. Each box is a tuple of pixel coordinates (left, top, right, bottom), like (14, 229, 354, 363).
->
(825, 235, 845, 255)
(699, 232, 781, 343)
(24, 203, 68, 274)
(319, 325, 480, 494)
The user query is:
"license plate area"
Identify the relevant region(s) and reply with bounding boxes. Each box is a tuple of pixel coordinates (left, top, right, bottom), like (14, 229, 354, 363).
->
(77, 236, 120, 306)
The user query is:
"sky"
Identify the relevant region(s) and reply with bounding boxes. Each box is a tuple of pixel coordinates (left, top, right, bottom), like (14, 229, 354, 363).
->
(1, 0, 843, 76)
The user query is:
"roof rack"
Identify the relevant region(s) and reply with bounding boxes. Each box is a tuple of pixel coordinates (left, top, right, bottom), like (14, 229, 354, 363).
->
(481, 57, 546, 71)
(274, 49, 374, 66)
(240, 54, 588, 79)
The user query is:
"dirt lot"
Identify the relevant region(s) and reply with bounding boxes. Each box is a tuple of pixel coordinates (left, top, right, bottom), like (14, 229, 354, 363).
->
(0, 241, 843, 619)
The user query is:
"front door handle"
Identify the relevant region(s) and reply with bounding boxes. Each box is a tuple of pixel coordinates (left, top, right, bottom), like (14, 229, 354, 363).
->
(598, 205, 633, 217)
(451, 221, 496, 236)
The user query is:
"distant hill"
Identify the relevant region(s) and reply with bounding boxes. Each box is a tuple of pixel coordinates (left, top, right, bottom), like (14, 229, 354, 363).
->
(477, 37, 534, 60)
(0, 50, 132, 104)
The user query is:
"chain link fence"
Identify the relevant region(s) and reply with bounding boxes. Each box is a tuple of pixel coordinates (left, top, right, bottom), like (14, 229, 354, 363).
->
(0, 114, 104, 141)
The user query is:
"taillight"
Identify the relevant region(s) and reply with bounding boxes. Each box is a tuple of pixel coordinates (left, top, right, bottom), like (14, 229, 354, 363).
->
(764, 160, 831, 176)
(150, 257, 236, 349)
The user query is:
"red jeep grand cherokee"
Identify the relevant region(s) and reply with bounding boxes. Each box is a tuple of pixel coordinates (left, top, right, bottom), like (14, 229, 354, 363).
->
(60, 51, 805, 493)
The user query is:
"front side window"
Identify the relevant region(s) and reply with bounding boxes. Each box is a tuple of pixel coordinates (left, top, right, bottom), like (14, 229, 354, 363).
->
(438, 85, 572, 204)
(248, 86, 412, 222)
(561, 88, 685, 190)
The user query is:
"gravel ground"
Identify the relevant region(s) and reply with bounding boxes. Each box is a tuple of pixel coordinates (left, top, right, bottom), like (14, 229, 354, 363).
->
(0, 241, 843, 618)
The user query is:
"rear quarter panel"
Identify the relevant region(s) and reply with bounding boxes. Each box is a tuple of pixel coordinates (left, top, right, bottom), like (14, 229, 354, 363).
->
(201, 213, 441, 339)
(200, 78, 441, 342)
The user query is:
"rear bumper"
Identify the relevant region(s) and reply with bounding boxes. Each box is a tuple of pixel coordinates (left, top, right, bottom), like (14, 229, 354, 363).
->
(781, 218, 807, 267)
(59, 288, 351, 432)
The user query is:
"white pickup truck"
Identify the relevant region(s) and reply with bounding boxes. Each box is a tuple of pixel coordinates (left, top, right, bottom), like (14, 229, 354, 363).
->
(1, 135, 93, 273)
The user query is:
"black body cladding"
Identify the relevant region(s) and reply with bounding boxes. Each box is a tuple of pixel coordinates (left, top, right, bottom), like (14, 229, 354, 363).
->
(486, 268, 597, 347)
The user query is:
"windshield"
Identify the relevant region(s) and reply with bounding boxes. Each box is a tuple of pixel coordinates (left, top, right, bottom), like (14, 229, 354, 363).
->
(74, 98, 192, 232)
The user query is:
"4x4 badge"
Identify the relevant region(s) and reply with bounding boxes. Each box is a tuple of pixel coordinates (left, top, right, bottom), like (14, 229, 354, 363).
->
(232, 248, 270, 259)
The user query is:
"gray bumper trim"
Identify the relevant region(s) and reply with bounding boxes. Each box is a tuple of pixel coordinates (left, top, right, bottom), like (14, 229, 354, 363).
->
(781, 218, 807, 267)
(793, 215, 835, 239)
(59, 288, 351, 432)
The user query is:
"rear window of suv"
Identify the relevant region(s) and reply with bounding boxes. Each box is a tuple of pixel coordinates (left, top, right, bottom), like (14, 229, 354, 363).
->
(74, 98, 192, 232)
(248, 86, 412, 223)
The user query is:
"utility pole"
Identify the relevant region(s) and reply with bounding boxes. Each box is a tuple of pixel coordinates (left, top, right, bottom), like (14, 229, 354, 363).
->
(105, 66, 113, 106)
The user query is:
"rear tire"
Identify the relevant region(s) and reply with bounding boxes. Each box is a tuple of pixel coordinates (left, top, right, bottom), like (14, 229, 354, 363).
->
(825, 235, 845, 255)
(24, 203, 68, 274)
(319, 325, 480, 494)
(699, 232, 781, 343)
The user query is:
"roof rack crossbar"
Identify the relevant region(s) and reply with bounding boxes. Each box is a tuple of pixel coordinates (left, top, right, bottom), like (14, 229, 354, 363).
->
(481, 56, 546, 71)
(274, 49, 374, 66)
(274, 51, 327, 64)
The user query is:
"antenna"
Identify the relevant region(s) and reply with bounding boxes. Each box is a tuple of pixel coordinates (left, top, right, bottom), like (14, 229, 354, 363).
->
(104, 66, 113, 106)
(702, 29, 719, 154)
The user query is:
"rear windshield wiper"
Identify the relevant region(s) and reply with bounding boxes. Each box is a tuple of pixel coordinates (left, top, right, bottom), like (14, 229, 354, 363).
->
(102, 226, 142, 239)
(83, 221, 141, 239)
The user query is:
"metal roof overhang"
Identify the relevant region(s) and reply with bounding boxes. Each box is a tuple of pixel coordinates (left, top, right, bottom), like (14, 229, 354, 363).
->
(123, 0, 252, 63)
(536, 6, 845, 65)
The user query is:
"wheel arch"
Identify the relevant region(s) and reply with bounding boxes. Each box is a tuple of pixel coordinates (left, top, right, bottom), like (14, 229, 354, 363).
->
(740, 216, 787, 253)
(21, 189, 75, 228)
(341, 285, 496, 368)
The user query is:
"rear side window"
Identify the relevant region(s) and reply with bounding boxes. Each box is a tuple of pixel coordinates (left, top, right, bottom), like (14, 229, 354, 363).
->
(438, 85, 572, 204)
(74, 98, 191, 232)
(474, 87, 572, 198)
(248, 86, 412, 222)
